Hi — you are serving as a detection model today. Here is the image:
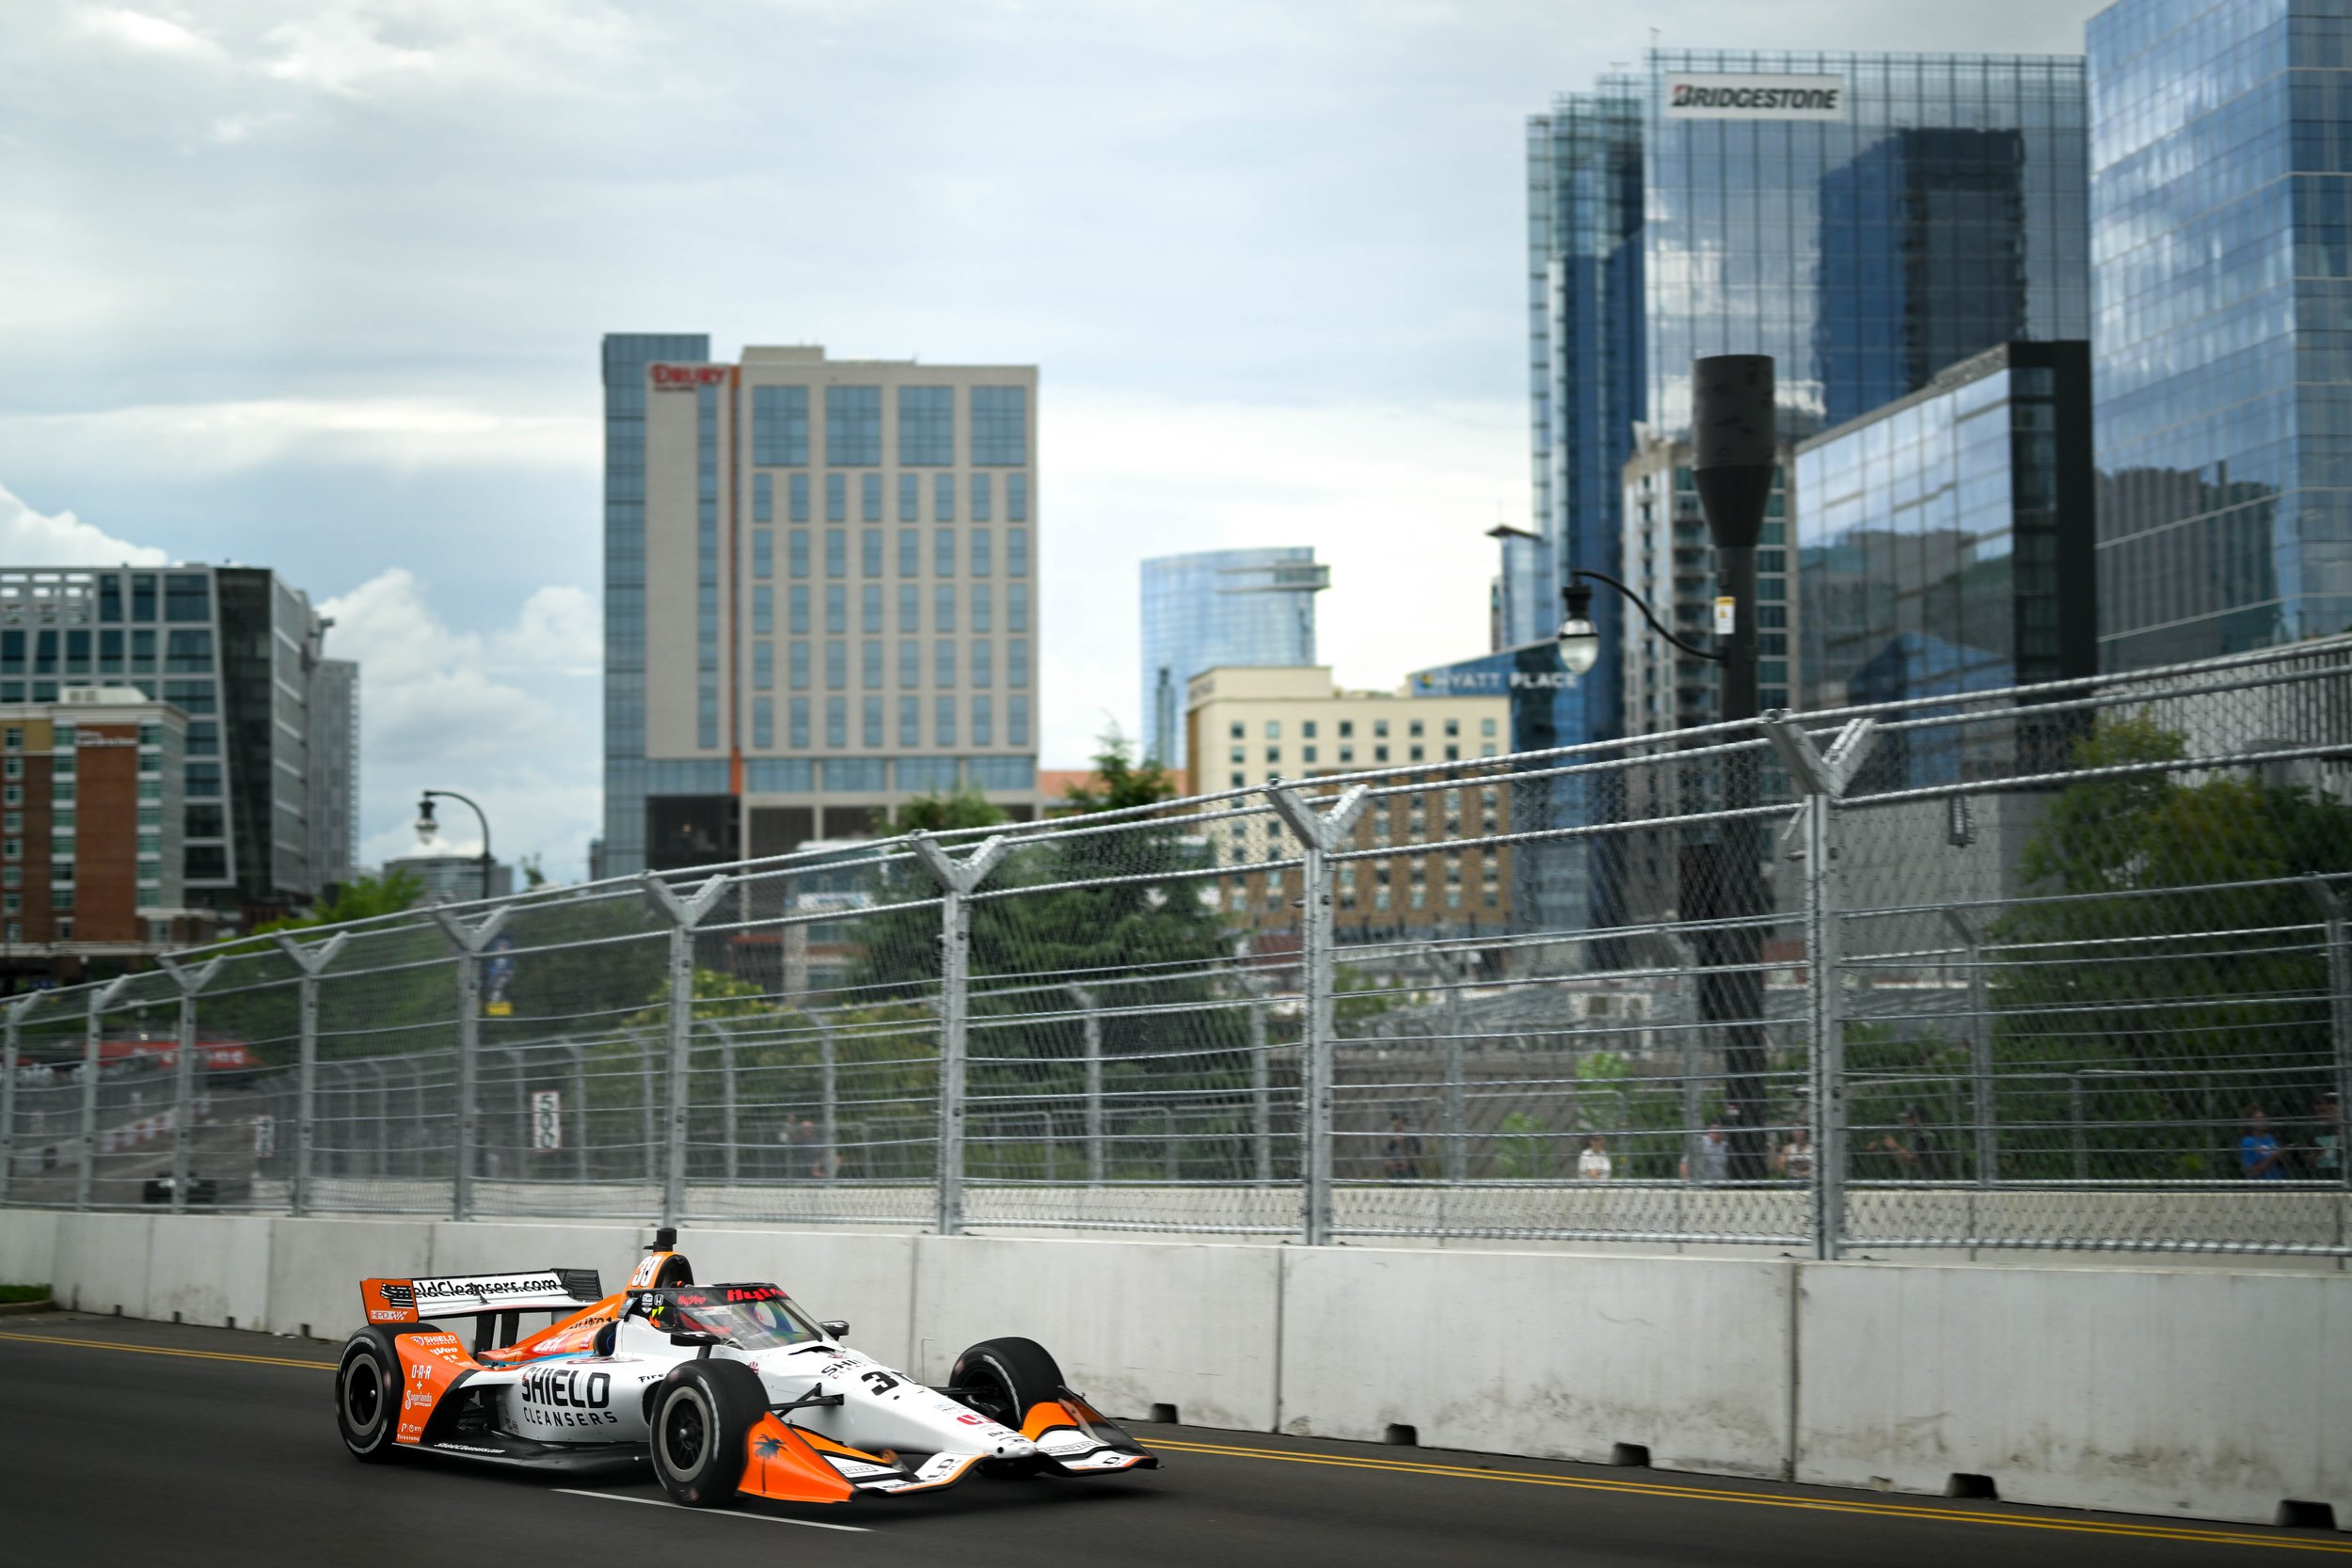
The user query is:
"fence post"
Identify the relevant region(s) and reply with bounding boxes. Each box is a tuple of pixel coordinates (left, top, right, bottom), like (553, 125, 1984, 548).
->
(431, 907, 512, 1223)
(271, 932, 348, 1219)
(813, 1013, 838, 1186)
(1065, 985, 1104, 1186)
(156, 955, 227, 1216)
(2310, 878, 2351, 1193)
(642, 871, 732, 1231)
(0, 995, 33, 1209)
(910, 832, 1009, 1238)
(1764, 714, 1876, 1263)
(1939, 910, 1994, 1187)
(73, 976, 132, 1212)
(1248, 989, 1272, 1186)
(1268, 782, 1370, 1247)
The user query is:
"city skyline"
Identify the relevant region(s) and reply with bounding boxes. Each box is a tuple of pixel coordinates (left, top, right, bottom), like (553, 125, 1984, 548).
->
(1, 1, 2110, 879)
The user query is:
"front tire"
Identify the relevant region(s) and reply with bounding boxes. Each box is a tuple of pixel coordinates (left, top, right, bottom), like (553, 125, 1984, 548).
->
(951, 1336, 1064, 1430)
(337, 1324, 434, 1462)
(649, 1358, 766, 1507)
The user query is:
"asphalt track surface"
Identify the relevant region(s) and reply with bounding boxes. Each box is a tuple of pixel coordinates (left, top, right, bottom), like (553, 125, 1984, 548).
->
(0, 1313, 2341, 1566)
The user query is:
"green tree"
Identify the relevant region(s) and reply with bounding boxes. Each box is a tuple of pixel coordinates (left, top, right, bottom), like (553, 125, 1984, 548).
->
(894, 788, 1007, 833)
(250, 869, 423, 937)
(1989, 716, 2352, 1175)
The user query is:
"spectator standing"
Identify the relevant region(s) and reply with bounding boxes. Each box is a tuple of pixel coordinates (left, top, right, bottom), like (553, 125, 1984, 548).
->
(1381, 1114, 1422, 1181)
(1681, 1120, 1729, 1184)
(1577, 1134, 1613, 1180)
(1875, 1106, 1945, 1180)
(1775, 1129, 1816, 1181)
(2239, 1106, 2286, 1181)
(2312, 1091, 2342, 1180)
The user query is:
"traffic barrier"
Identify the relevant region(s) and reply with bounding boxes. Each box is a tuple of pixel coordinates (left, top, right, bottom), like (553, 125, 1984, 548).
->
(10, 1208, 2347, 1531)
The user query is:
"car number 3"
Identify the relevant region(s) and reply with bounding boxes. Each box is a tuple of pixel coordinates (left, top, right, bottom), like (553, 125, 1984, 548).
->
(860, 1370, 900, 1396)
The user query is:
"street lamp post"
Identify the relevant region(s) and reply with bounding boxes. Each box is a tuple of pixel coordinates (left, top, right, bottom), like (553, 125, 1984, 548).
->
(418, 790, 495, 902)
(1691, 354, 1777, 1181)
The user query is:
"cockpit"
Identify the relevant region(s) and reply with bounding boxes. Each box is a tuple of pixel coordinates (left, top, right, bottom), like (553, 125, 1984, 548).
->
(631, 1284, 828, 1352)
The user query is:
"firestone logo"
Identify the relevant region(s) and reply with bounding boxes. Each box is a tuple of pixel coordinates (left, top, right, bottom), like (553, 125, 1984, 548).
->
(650, 364, 728, 391)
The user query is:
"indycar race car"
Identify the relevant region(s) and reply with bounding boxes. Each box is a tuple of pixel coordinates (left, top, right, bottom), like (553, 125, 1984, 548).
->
(334, 1227, 1156, 1509)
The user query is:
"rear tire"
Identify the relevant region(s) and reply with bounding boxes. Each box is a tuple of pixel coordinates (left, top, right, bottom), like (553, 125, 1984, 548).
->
(951, 1336, 1064, 1430)
(649, 1358, 765, 1507)
(337, 1324, 435, 1462)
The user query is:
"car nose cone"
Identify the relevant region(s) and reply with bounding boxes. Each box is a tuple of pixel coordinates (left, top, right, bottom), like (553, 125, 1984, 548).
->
(996, 1436, 1037, 1459)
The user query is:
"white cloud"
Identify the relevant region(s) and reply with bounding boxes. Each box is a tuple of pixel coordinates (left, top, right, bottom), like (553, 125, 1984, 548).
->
(320, 568, 598, 879)
(493, 584, 600, 674)
(77, 6, 227, 61)
(1039, 392, 1518, 764)
(0, 479, 168, 566)
(0, 398, 595, 475)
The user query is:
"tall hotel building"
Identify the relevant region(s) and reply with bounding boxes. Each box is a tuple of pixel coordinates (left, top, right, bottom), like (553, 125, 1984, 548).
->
(1519, 52, 2091, 742)
(602, 339, 1041, 874)
(2090, 0, 2352, 666)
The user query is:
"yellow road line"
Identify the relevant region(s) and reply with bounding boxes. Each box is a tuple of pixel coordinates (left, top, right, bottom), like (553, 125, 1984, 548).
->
(1152, 1438, 2351, 1555)
(0, 1329, 335, 1370)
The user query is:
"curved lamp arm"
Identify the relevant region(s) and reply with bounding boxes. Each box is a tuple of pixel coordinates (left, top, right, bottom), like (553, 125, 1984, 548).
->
(1567, 571, 1724, 663)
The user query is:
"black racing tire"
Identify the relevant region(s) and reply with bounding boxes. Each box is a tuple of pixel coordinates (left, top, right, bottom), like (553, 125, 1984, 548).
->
(337, 1323, 437, 1462)
(649, 1358, 765, 1507)
(951, 1336, 1064, 1430)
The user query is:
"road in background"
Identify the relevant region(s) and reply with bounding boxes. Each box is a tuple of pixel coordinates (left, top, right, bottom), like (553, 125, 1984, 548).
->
(0, 1313, 2335, 1566)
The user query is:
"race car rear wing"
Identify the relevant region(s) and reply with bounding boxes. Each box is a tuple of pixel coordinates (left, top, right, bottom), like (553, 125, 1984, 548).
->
(360, 1268, 605, 1324)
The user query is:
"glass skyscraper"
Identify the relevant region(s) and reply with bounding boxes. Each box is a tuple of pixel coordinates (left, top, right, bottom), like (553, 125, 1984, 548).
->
(1796, 341, 2099, 732)
(2090, 0, 2352, 667)
(1517, 51, 2090, 745)
(1138, 547, 1327, 773)
(1646, 50, 2091, 447)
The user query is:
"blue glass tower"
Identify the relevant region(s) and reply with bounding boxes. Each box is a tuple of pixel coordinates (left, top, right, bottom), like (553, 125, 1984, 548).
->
(602, 331, 712, 876)
(1139, 548, 1327, 773)
(1519, 82, 1646, 736)
(2089, 0, 2352, 666)
(1645, 50, 2090, 449)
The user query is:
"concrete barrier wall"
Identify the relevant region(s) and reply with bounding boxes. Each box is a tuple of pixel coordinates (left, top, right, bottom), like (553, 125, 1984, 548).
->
(1795, 1262, 2352, 1524)
(9, 1207, 2346, 1530)
(1280, 1247, 1792, 1477)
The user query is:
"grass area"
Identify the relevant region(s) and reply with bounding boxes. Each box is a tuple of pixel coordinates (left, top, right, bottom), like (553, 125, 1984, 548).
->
(0, 1284, 52, 1304)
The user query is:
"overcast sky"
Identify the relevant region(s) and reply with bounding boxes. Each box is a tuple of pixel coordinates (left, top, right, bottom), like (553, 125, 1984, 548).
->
(0, 0, 2106, 879)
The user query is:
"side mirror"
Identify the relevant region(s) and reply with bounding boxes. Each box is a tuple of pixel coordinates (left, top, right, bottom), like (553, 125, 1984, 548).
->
(819, 1320, 850, 1341)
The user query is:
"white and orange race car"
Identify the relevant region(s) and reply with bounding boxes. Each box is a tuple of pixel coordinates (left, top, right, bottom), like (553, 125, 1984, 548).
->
(333, 1227, 1156, 1509)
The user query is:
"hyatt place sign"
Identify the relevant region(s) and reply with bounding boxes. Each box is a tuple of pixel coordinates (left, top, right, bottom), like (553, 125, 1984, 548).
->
(1664, 73, 1847, 121)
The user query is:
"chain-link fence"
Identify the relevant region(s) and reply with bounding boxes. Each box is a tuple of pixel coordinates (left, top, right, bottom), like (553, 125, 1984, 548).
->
(4, 637, 2348, 1259)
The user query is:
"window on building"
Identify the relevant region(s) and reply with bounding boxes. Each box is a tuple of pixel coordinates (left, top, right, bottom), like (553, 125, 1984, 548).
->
(1374, 719, 1389, 738)
(1230, 721, 1244, 738)
(753, 584, 773, 636)
(753, 386, 810, 465)
(971, 641, 993, 688)
(971, 695, 993, 747)
(788, 530, 809, 578)
(971, 387, 1027, 465)
(825, 530, 846, 578)
(165, 575, 210, 623)
(935, 640, 957, 689)
(1444, 718, 1459, 737)
(754, 530, 773, 579)
(1009, 640, 1029, 689)
(1481, 718, 1497, 737)
(826, 474, 847, 524)
(898, 583, 918, 632)
(753, 642, 773, 690)
(935, 695, 958, 747)
(824, 386, 882, 465)
(825, 640, 846, 689)
(935, 584, 957, 633)
(825, 696, 848, 747)
(2, 759, 17, 782)
(1009, 694, 1030, 748)
(898, 529, 919, 577)
(1409, 719, 1424, 737)
(789, 697, 810, 749)
(1374, 746, 1389, 764)
(1007, 529, 1029, 578)
(898, 386, 954, 465)
(789, 473, 810, 523)
(971, 529, 993, 576)
(934, 472, 955, 522)
(898, 474, 918, 524)
(971, 585, 993, 633)
(1303, 721, 1318, 739)
(1265, 721, 1281, 738)
(898, 641, 919, 689)
(862, 695, 883, 748)
(862, 641, 882, 689)
(898, 695, 921, 748)
(861, 584, 882, 633)
(1303, 746, 1318, 765)
(2, 729, 17, 752)
(824, 584, 847, 635)
(1005, 472, 1029, 523)
(165, 630, 212, 673)
(971, 474, 992, 522)
(935, 529, 956, 578)
(862, 474, 882, 524)
(754, 472, 773, 522)
(788, 584, 810, 636)
(1007, 583, 1029, 632)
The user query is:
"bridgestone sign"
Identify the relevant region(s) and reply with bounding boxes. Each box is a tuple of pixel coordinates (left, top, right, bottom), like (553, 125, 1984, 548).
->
(1664, 73, 1847, 121)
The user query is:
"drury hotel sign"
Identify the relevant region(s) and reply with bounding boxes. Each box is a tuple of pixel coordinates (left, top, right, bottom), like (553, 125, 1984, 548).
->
(1663, 73, 1847, 121)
